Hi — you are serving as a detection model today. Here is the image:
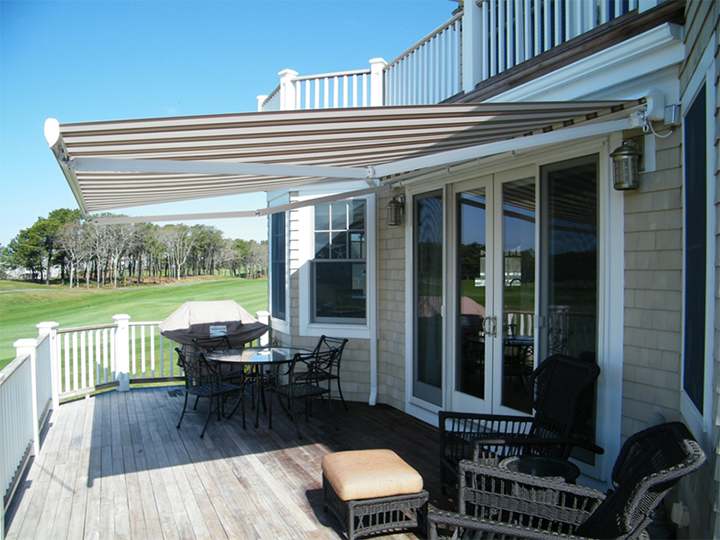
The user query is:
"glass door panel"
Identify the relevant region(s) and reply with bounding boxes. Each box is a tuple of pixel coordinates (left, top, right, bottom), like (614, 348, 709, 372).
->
(414, 191, 443, 405)
(500, 179, 536, 414)
(540, 156, 599, 459)
(456, 189, 487, 400)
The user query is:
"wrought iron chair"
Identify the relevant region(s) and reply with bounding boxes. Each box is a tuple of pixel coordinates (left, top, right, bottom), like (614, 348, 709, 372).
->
(293, 335, 350, 410)
(175, 347, 244, 438)
(428, 422, 707, 539)
(269, 349, 339, 439)
(439, 354, 603, 495)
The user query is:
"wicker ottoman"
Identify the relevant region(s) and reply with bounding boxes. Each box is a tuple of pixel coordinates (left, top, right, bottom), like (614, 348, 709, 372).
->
(322, 449, 429, 540)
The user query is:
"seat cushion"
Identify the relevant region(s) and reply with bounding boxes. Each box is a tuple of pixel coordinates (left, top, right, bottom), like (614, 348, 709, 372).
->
(322, 449, 424, 501)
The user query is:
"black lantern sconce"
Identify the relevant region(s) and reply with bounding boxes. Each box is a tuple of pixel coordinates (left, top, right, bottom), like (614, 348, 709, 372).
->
(610, 140, 641, 191)
(387, 195, 405, 226)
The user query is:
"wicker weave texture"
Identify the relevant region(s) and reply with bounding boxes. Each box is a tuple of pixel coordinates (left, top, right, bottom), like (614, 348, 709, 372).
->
(323, 474, 428, 540)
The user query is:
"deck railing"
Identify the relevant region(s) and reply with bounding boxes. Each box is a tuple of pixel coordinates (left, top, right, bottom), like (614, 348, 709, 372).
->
(0, 312, 269, 535)
(258, 0, 641, 111)
(384, 12, 463, 106)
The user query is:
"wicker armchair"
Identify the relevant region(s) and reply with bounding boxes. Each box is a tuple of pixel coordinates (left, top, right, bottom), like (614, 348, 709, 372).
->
(294, 335, 350, 410)
(428, 422, 706, 539)
(269, 350, 340, 439)
(439, 354, 602, 495)
(175, 347, 244, 438)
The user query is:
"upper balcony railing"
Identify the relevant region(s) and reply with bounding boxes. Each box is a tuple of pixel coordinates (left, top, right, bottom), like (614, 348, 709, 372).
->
(258, 0, 642, 112)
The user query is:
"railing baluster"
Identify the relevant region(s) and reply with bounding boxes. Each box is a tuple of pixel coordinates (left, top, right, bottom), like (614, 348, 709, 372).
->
(141, 325, 147, 378)
(80, 331, 87, 389)
(150, 329, 155, 378)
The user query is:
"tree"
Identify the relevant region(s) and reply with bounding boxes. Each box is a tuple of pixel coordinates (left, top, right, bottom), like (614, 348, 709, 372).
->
(5, 226, 44, 281)
(157, 224, 195, 280)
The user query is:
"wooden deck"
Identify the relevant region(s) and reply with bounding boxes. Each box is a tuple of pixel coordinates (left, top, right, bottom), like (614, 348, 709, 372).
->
(4, 386, 452, 539)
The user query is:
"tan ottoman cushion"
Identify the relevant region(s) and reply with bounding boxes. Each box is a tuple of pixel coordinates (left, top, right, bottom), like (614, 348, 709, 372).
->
(321, 449, 424, 501)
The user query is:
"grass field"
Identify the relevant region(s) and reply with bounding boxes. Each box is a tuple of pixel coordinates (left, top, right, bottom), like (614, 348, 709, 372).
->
(0, 277, 268, 370)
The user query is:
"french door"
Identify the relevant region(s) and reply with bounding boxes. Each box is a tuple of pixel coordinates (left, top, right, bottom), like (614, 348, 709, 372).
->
(450, 156, 599, 427)
(452, 169, 537, 416)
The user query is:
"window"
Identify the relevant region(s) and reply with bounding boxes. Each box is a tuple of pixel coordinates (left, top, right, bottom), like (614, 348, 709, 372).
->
(270, 212, 287, 321)
(312, 200, 366, 323)
(683, 84, 707, 415)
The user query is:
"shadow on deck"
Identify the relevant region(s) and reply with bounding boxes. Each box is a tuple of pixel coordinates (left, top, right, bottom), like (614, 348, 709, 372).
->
(5, 386, 453, 539)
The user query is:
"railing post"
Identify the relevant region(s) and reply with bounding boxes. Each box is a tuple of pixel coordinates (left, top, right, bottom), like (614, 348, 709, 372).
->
(13, 339, 40, 457)
(257, 95, 268, 112)
(462, 0, 483, 92)
(37, 322, 59, 410)
(113, 314, 131, 392)
(278, 69, 298, 110)
(256, 311, 270, 346)
(369, 58, 386, 106)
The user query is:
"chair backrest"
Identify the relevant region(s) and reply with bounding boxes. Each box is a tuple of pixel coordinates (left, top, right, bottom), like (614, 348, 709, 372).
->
(528, 355, 600, 445)
(193, 335, 232, 352)
(288, 348, 338, 381)
(314, 336, 348, 367)
(176, 347, 217, 389)
(575, 422, 706, 539)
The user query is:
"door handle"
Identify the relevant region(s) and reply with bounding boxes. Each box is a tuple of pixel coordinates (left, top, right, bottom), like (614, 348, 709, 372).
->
(483, 316, 498, 338)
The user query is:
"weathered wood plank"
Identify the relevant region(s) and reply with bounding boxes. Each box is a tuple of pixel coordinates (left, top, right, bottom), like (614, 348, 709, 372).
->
(5, 387, 450, 540)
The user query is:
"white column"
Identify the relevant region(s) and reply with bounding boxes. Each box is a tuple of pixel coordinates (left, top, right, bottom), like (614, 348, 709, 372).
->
(369, 58, 387, 107)
(113, 314, 131, 392)
(14, 338, 40, 457)
(256, 310, 271, 346)
(36, 322, 59, 410)
(462, 0, 484, 92)
(279, 69, 298, 110)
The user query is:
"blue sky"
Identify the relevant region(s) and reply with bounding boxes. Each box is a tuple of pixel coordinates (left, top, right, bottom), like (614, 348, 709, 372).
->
(0, 0, 454, 245)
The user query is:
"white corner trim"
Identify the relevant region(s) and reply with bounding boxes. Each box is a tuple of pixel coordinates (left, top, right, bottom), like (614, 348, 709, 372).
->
(485, 23, 684, 103)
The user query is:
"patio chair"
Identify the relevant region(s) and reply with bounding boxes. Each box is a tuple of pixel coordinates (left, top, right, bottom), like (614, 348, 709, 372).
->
(269, 349, 339, 439)
(175, 347, 244, 438)
(294, 335, 350, 410)
(439, 354, 603, 495)
(427, 421, 707, 539)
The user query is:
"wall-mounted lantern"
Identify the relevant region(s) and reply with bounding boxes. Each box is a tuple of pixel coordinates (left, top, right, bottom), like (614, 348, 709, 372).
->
(387, 195, 405, 226)
(610, 140, 641, 191)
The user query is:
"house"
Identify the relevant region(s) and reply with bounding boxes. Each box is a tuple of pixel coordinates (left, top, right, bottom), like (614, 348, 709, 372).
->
(44, 0, 718, 537)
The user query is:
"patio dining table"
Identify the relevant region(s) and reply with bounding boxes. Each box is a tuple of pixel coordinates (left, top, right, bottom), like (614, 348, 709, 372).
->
(204, 347, 312, 428)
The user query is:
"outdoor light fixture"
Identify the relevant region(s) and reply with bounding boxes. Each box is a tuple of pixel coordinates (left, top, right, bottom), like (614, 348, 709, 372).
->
(610, 140, 641, 191)
(387, 195, 405, 226)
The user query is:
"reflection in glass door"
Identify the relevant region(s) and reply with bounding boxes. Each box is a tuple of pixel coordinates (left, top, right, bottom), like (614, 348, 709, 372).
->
(414, 191, 443, 405)
(540, 155, 599, 458)
(500, 179, 536, 414)
(456, 189, 487, 400)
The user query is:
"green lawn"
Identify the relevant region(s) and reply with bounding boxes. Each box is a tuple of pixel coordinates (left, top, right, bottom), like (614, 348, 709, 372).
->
(0, 277, 268, 370)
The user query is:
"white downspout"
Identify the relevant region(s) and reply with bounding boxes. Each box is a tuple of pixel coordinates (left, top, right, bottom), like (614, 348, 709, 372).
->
(369, 193, 379, 406)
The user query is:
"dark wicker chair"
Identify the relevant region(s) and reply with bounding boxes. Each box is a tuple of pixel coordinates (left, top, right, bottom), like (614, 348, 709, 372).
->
(439, 354, 603, 495)
(269, 350, 339, 438)
(175, 347, 243, 438)
(428, 421, 707, 539)
(293, 335, 350, 410)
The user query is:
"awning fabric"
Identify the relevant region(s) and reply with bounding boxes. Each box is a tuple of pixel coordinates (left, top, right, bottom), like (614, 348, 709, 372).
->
(45, 101, 643, 216)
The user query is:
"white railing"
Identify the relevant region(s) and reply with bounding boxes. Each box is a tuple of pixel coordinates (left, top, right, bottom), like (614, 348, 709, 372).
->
(384, 12, 463, 106)
(474, 0, 640, 83)
(258, 61, 386, 112)
(257, 0, 642, 111)
(56, 318, 178, 400)
(1, 328, 54, 531)
(294, 69, 372, 110)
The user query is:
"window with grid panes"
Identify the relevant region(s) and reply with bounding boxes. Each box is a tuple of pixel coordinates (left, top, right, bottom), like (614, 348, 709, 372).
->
(312, 200, 366, 323)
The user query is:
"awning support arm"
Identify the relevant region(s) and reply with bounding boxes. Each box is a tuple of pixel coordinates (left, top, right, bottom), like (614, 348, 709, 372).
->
(90, 184, 389, 225)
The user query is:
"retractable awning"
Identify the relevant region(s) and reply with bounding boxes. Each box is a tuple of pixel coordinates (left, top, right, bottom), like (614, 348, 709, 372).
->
(45, 100, 644, 220)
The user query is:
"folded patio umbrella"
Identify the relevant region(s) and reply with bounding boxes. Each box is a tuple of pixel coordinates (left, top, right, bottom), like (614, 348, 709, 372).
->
(158, 300, 268, 348)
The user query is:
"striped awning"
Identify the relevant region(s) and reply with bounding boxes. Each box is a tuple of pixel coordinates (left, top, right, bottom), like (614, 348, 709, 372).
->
(45, 100, 643, 217)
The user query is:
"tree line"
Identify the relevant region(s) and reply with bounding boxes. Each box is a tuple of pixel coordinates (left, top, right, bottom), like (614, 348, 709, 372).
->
(0, 209, 268, 287)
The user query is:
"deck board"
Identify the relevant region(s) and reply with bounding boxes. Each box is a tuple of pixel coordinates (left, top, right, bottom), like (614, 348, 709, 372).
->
(5, 386, 452, 540)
